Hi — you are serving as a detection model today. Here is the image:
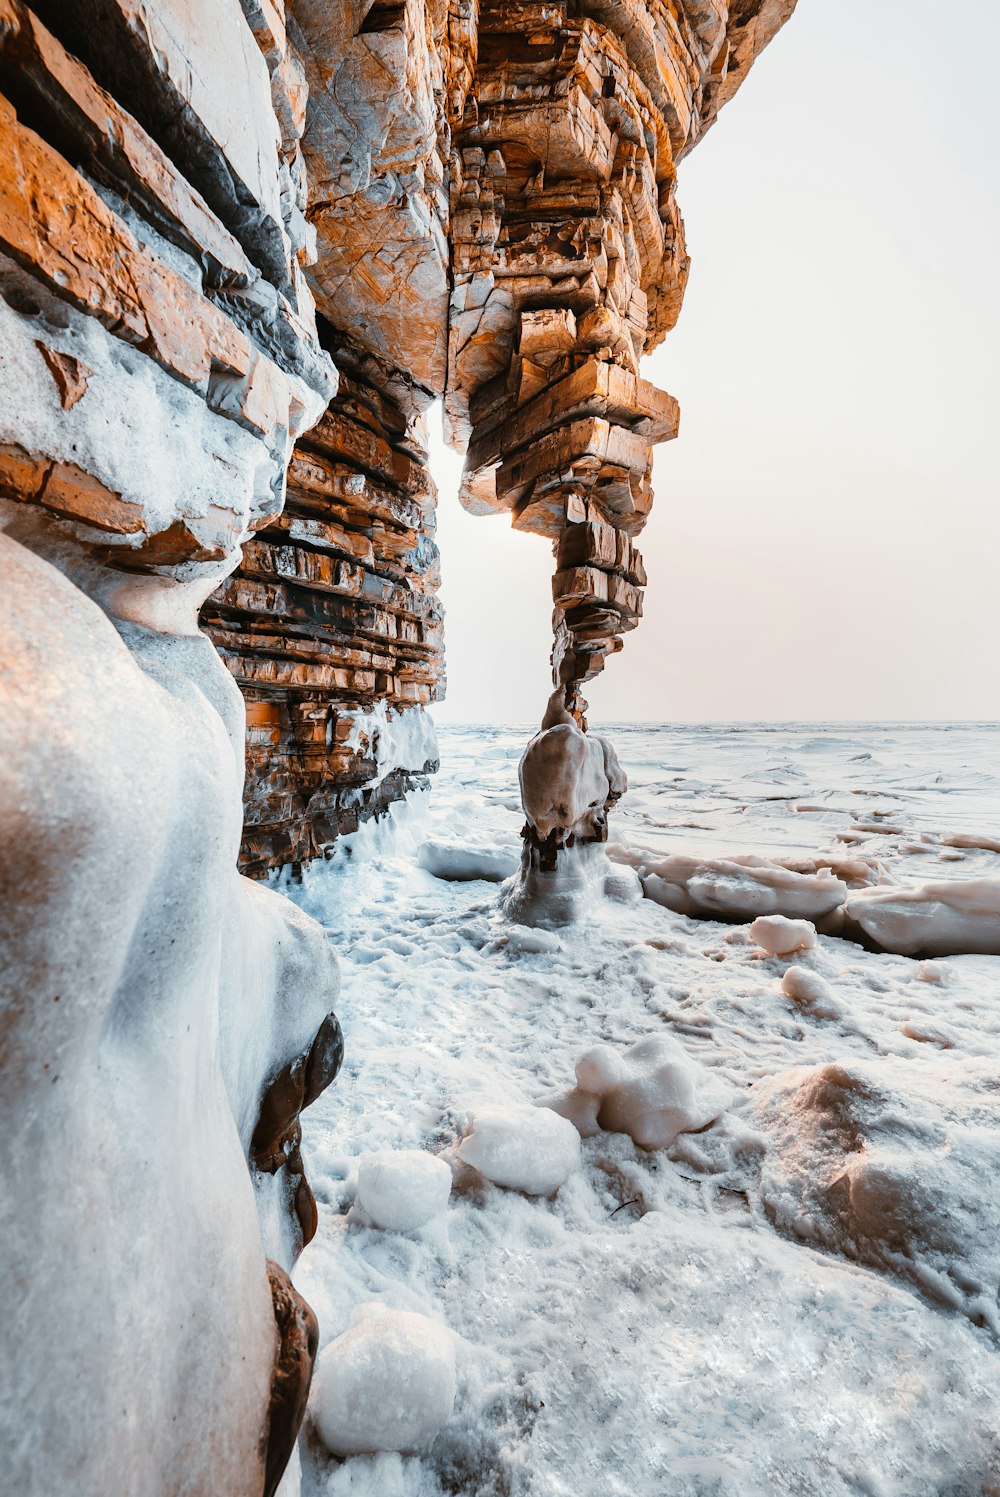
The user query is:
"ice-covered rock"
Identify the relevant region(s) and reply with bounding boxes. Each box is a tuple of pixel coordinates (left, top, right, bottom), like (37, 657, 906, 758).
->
(418, 840, 519, 883)
(310, 1304, 456, 1456)
(456, 1104, 581, 1194)
(546, 1035, 728, 1151)
(356, 1150, 452, 1232)
(845, 878, 1000, 956)
(749, 914, 818, 955)
(503, 700, 629, 926)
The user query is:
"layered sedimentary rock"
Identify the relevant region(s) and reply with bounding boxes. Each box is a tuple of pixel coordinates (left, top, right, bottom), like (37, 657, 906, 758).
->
(450, 0, 795, 714)
(199, 0, 795, 874)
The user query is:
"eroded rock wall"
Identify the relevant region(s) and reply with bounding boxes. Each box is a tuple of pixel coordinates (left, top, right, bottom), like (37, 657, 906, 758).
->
(201, 0, 795, 876)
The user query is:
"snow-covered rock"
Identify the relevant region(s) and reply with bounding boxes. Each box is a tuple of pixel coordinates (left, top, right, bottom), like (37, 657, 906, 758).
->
(749, 914, 818, 955)
(310, 1304, 456, 1456)
(456, 1104, 581, 1194)
(546, 1035, 728, 1151)
(356, 1150, 452, 1232)
(845, 878, 1000, 956)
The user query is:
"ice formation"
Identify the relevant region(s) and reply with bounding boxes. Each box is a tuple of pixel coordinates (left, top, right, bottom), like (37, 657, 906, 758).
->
(417, 840, 520, 883)
(634, 851, 851, 924)
(504, 679, 630, 925)
(310, 1305, 456, 1457)
(845, 878, 1000, 956)
(749, 914, 818, 955)
(545, 1035, 728, 1150)
(456, 1104, 581, 1195)
(356, 1150, 452, 1232)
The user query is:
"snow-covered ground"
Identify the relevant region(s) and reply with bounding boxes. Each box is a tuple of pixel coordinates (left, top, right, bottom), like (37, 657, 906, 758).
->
(285, 723, 1000, 1496)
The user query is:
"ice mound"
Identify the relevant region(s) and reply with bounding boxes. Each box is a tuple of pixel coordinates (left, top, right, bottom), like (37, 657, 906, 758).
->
(456, 1104, 580, 1195)
(845, 878, 1000, 956)
(780, 965, 843, 1020)
(744, 1061, 1000, 1326)
(546, 1035, 728, 1151)
(310, 1304, 456, 1457)
(356, 1151, 452, 1232)
(417, 840, 519, 883)
(749, 914, 817, 955)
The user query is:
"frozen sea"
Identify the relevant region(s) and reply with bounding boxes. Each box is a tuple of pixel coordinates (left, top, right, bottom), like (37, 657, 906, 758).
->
(286, 722, 1000, 1497)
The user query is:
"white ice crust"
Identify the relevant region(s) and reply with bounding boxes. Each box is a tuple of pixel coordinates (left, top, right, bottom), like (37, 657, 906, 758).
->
(456, 1105, 581, 1195)
(310, 1305, 456, 1457)
(356, 1150, 452, 1232)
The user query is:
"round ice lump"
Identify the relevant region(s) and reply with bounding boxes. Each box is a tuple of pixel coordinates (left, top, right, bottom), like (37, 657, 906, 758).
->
(310, 1304, 456, 1457)
(356, 1150, 452, 1232)
(749, 914, 817, 956)
(457, 1104, 580, 1195)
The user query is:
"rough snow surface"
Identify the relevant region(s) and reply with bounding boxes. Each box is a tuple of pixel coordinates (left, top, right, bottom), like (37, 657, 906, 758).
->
(356, 1152, 452, 1232)
(285, 724, 1000, 1496)
(456, 1105, 580, 1195)
(310, 1304, 456, 1456)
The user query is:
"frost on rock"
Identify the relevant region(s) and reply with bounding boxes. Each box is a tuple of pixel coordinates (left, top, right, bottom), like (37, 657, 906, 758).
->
(845, 878, 1000, 956)
(310, 1305, 456, 1457)
(749, 914, 818, 956)
(544, 1035, 729, 1150)
(356, 1150, 452, 1232)
(456, 1104, 581, 1194)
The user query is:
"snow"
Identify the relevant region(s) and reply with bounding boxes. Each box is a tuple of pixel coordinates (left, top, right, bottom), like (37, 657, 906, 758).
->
(456, 1105, 580, 1195)
(748, 913, 818, 955)
(310, 1304, 456, 1457)
(282, 723, 1000, 1495)
(355, 1152, 452, 1233)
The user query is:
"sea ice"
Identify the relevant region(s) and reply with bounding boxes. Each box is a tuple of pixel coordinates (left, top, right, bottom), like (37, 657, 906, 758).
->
(627, 851, 850, 924)
(546, 1035, 727, 1151)
(310, 1304, 456, 1457)
(456, 1104, 581, 1194)
(356, 1151, 452, 1232)
(417, 840, 519, 883)
(749, 914, 818, 955)
(845, 878, 1000, 956)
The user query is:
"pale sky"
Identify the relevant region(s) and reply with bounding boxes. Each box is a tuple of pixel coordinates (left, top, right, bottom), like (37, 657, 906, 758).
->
(430, 0, 1000, 726)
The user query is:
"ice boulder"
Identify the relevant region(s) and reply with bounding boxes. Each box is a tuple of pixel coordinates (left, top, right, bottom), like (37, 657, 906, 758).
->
(356, 1151, 452, 1232)
(456, 1104, 581, 1195)
(780, 966, 843, 1020)
(844, 878, 1000, 956)
(418, 841, 519, 883)
(546, 1035, 728, 1151)
(310, 1304, 456, 1457)
(749, 914, 817, 956)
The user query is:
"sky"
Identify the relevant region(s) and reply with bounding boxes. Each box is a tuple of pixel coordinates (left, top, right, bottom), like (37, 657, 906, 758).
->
(430, 0, 1000, 726)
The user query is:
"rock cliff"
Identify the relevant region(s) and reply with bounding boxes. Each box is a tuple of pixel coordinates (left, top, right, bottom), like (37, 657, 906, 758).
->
(0, 0, 796, 1489)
